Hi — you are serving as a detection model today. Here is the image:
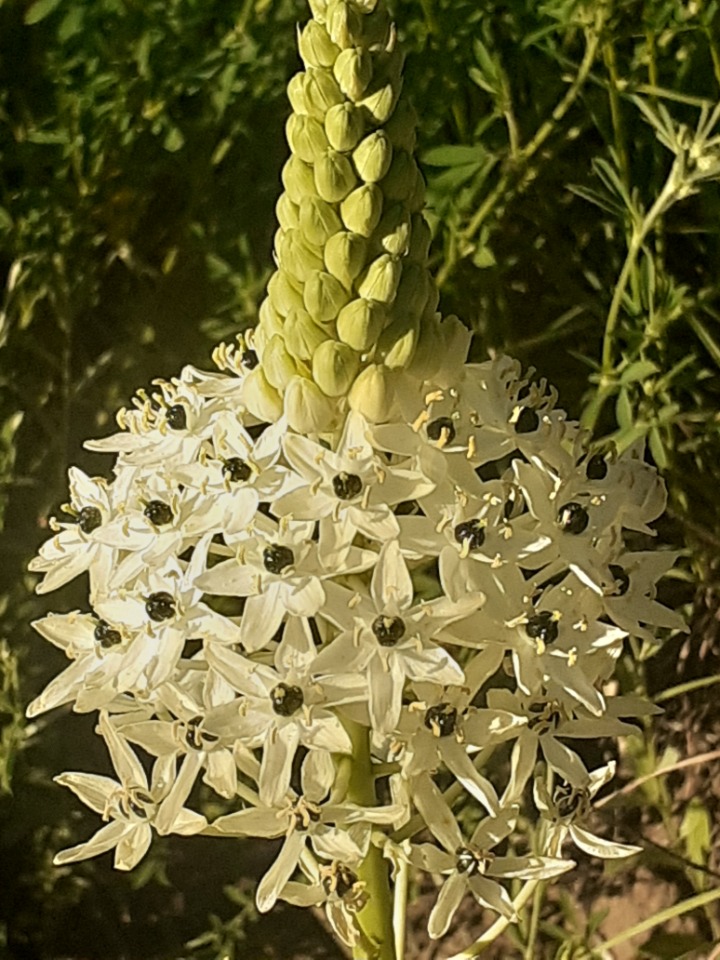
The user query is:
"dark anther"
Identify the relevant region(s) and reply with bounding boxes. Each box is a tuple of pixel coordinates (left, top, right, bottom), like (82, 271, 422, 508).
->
(166, 404, 187, 430)
(332, 472, 363, 500)
(372, 615, 406, 646)
(525, 611, 559, 645)
(427, 417, 456, 444)
(145, 591, 176, 622)
(241, 349, 259, 370)
(78, 506, 102, 534)
(453, 518, 486, 551)
(263, 544, 295, 575)
(223, 457, 252, 483)
(271, 682, 304, 717)
(144, 500, 173, 526)
(424, 702, 458, 737)
(322, 864, 358, 898)
(515, 407, 540, 433)
(456, 847, 478, 874)
(94, 620, 122, 648)
(184, 715, 219, 750)
(585, 453, 608, 480)
(557, 501, 589, 535)
(609, 564, 630, 596)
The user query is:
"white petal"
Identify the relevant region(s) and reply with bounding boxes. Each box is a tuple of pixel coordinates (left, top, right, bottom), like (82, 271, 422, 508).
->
(428, 873, 466, 939)
(256, 831, 305, 913)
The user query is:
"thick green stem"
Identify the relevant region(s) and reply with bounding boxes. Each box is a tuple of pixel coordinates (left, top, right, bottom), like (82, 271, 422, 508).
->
(343, 719, 396, 960)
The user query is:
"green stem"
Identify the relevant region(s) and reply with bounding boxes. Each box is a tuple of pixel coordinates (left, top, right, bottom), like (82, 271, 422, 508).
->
(392, 854, 409, 960)
(343, 719, 395, 960)
(655, 673, 720, 703)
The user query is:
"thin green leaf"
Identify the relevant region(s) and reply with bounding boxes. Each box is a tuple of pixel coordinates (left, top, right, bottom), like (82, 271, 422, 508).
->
(24, 0, 63, 24)
(619, 359, 659, 385)
(688, 315, 720, 369)
(422, 145, 486, 167)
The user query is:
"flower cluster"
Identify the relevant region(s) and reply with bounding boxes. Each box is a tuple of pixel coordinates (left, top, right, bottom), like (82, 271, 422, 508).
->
(28, 344, 683, 949)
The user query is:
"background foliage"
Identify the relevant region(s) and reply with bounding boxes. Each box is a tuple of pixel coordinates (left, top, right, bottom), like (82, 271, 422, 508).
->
(1, 0, 719, 957)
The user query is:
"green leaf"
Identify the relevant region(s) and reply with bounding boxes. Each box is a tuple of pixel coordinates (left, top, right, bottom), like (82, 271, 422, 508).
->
(24, 0, 62, 25)
(619, 359, 658, 386)
(648, 425, 667, 470)
(422, 144, 486, 167)
(163, 126, 185, 152)
(679, 798, 712, 867)
(57, 5, 83, 41)
(640, 931, 711, 959)
(616, 388, 634, 430)
(0, 208, 12, 232)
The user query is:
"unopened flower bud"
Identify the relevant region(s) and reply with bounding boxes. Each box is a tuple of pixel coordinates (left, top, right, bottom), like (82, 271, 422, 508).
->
(336, 297, 386, 351)
(359, 81, 398, 125)
(299, 196, 342, 246)
(385, 98, 418, 151)
(263, 335, 299, 389)
(324, 231, 368, 289)
(394, 261, 430, 319)
(433, 314, 472, 387)
(326, 0, 364, 49)
(308, 0, 329, 19)
(282, 155, 318, 204)
(287, 73, 308, 115)
(381, 150, 416, 201)
(256, 297, 284, 353)
(268, 268, 305, 316)
(325, 102, 365, 152)
(284, 309, 330, 361)
(334, 47, 373, 101)
(406, 314, 443, 380)
(303, 67, 344, 118)
(408, 213, 432, 262)
(276, 194, 300, 231)
(304, 269, 350, 323)
(377, 203, 410, 256)
(348, 362, 394, 421)
(340, 183, 383, 236)
(353, 130, 393, 183)
(298, 20, 340, 68)
(377, 315, 418, 369)
(285, 375, 337, 433)
(243, 366, 283, 422)
(312, 340, 360, 397)
(314, 150, 357, 203)
(358, 253, 401, 303)
(278, 230, 325, 283)
(286, 114, 329, 164)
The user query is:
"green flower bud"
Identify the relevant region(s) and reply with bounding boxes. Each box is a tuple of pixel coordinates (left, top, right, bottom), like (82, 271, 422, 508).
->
(324, 231, 368, 289)
(359, 81, 398, 125)
(254, 297, 284, 355)
(348, 363, 394, 422)
(353, 130, 393, 183)
(263, 334, 300, 389)
(282, 155, 317, 205)
(406, 314, 443, 381)
(304, 269, 350, 323)
(278, 230, 325, 282)
(326, 1, 364, 49)
(358, 253, 401, 303)
(385, 99, 418, 151)
(377, 314, 418, 369)
(298, 20, 340, 68)
(285, 375, 337, 433)
(408, 213, 431, 262)
(408, 163, 426, 213)
(308, 0, 329, 19)
(303, 67, 344, 119)
(284, 309, 330, 361)
(325, 102, 365, 152)
(312, 340, 360, 397)
(340, 183, 383, 236)
(276, 194, 300, 231)
(286, 114, 329, 164)
(394, 261, 430, 319)
(268, 268, 305, 316)
(381, 150, 416, 201)
(333, 47, 373, 101)
(243, 366, 284, 423)
(314, 150, 357, 203)
(287, 73, 308, 116)
(336, 297, 386, 352)
(377, 202, 410, 257)
(299, 196, 342, 246)
(354, 0, 379, 11)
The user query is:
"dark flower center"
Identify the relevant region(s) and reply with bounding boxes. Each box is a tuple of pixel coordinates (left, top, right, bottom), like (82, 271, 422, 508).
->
(456, 846, 479, 874)
(585, 453, 608, 480)
(525, 611, 559, 645)
(322, 864, 358, 899)
(145, 591, 176, 622)
(271, 682, 305, 717)
(144, 500, 173, 526)
(78, 506, 102, 534)
(166, 404, 187, 430)
(453, 518, 486, 551)
(263, 544, 295, 575)
(609, 564, 630, 596)
(427, 417, 456, 444)
(515, 407, 539, 433)
(184, 715, 219, 750)
(223, 457, 252, 483)
(372, 615, 406, 646)
(557, 501, 589, 534)
(94, 620, 122, 648)
(332, 472, 363, 500)
(424, 702, 458, 737)
(241, 349, 259, 370)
